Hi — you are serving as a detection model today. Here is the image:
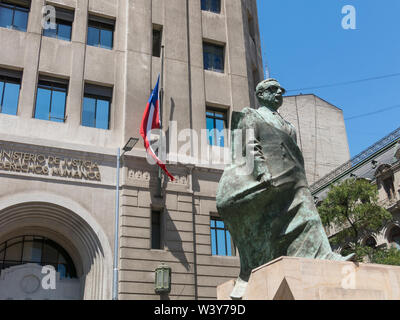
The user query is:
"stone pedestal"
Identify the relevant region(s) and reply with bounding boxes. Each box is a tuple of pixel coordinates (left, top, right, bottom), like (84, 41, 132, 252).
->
(217, 256, 400, 300)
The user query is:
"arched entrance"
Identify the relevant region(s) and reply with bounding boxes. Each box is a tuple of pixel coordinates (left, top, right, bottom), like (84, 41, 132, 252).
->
(0, 193, 112, 300)
(0, 235, 80, 300)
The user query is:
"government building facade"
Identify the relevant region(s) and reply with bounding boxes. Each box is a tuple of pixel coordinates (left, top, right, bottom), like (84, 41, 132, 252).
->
(0, 0, 350, 299)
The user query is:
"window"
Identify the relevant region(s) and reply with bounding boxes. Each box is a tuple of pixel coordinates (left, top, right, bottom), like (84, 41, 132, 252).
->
(0, 0, 29, 32)
(152, 26, 162, 57)
(206, 107, 227, 147)
(0, 236, 77, 279)
(203, 42, 224, 73)
(34, 76, 68, 122)
(87, 15, 114, 49)
(82, 84, 112, 130)
(42, 7, 74, 41)
(0, 68, 21, 115)
(210, 217, 234, 256)
(151, 210, 162, 250)
(201, 0, 221, 14)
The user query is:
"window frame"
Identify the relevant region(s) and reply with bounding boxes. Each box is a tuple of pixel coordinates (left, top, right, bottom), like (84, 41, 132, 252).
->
(82, 85, 112, 130)
(210, 216, 235, 256)
(151, 209, 163, 250)
(0, 73, 21, 115)
(206, 107, 228, 147)
(0, 1, 30, 32)
(82, 93, 111, 130)
(34, 78, 68, 122)
(0, 235, 77, 279)
(152, 26, 163, 58)
(201, 0, 221, 14)
(43, 18, 73, 41)
(203, 42, 225, 73)
(87, 17, 115, 50)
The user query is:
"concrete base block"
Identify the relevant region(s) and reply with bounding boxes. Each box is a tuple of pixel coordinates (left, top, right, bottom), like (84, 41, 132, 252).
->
(217, 256, 400, 300)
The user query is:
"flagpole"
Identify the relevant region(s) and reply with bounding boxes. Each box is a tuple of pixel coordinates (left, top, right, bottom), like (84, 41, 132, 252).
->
(156, 45, 165, 198)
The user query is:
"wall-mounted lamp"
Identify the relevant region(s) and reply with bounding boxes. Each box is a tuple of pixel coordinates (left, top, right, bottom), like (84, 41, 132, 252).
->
(155, 263, 171, 294)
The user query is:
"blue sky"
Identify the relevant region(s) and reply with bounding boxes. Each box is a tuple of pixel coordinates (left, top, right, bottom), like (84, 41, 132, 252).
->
(257, 0, 400, 157)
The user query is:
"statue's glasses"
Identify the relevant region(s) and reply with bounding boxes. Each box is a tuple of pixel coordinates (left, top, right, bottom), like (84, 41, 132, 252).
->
(259, 85, 286, 95)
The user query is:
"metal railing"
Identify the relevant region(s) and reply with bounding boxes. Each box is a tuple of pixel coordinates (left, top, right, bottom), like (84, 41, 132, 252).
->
(311, 127, 400, 194)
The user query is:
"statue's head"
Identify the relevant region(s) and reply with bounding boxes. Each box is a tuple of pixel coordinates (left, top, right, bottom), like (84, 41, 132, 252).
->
(256, 78, 286, 110)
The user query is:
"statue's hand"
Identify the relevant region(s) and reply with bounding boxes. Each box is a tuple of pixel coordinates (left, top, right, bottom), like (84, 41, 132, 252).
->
(247, 139, 272, 185)
(248, 138, 266, 161)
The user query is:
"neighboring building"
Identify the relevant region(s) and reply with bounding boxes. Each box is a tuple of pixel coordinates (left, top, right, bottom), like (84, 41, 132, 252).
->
(0, 0, 351, 300)
(312, 127, 400, 251)
(279, 94, 351, 186)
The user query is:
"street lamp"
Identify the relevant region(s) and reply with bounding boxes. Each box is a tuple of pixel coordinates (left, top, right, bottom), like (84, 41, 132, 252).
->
(123, 138, 139, 153)
(113, 137, 139, 300)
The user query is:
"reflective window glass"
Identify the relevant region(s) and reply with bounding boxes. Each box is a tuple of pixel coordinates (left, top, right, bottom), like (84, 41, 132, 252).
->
(5, 242, 22, 262)
(87, 19, 114, 50)
(210, 218, 234, 256)
(203, 43, 224, 73)
(0, 6, 13, 28)
(87, 26, 99, 46)
(13, 9, 28, 31)
(35, 80, 68, 122)
(206, 108, 227, 147)
(43, 242, 58, 263)
(217, 229, 226, 256)
(100, 29, 113, 49)
(35, 87, 51, 120)
(57, 23, 71, 41)
(82, 97, 96, 128)
(201, 0, 221, 13)
(1, 236, 77, 279)
(43, 25, 56, 38)
(22, 240, 42, 263)
(96, 99, 110, 129)
(50, 90, 66, 122)
(2, 81, 20, 115)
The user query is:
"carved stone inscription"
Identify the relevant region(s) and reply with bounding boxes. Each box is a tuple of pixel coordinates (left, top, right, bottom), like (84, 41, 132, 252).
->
(0, 149, 101, 181)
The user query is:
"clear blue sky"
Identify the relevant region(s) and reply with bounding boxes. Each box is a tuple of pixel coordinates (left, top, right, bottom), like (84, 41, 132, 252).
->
(257, 0, 400, 157)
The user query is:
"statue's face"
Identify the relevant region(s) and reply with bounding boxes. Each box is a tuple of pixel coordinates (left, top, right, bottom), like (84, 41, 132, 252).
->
(257, 81, 286, 110)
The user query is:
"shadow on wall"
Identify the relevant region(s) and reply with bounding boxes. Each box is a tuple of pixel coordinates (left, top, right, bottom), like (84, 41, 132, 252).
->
(165, 209, 191, 272)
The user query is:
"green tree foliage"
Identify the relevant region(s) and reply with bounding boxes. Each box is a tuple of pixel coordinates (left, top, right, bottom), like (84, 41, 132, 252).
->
(318, 178, 400, 265)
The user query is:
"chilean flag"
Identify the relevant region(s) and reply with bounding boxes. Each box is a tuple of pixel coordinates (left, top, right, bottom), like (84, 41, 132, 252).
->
(140, 76, 175, 181)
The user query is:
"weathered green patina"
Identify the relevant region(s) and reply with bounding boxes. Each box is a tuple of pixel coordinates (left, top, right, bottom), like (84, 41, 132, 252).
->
(216, 78, 353, 299)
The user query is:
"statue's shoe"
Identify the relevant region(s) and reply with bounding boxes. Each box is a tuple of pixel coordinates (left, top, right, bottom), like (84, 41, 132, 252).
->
(325, 252, 356, 262)
(343, 253, 356, 261)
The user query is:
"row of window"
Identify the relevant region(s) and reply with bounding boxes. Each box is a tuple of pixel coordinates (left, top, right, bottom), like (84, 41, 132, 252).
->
(0, 212, 233, 282)
(0, 69, 111, 129)
(152, 210, 235, 257)
(0, 0, 222, 47)
(0, 66, 228, 139)
(0, 1, 227, 72)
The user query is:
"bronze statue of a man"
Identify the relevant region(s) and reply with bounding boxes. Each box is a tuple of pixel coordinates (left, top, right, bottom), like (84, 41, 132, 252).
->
(216, 78, 353, 299)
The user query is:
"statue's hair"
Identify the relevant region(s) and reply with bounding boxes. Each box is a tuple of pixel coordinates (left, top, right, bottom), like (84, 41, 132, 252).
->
(256, 78, 278, 93)
(256, 78, 284, 95)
